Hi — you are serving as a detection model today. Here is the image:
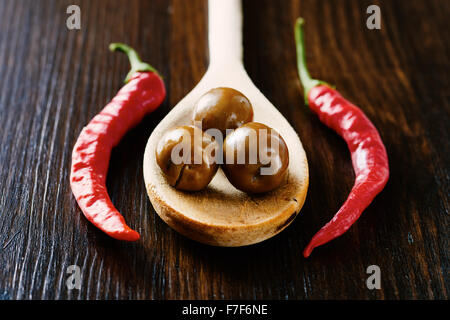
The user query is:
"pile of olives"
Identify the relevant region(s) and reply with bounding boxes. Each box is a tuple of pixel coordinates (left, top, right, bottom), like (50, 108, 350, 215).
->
(155, 87, 289, 193)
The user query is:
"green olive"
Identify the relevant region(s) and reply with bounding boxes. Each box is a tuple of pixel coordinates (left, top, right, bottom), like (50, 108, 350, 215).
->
(155, 125, 219, 191)
(192, 87, 253, 136)
(222, 122, 289, 193)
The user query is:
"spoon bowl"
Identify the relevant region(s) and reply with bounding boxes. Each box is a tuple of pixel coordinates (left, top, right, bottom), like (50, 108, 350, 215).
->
(143, 0, 309, 246)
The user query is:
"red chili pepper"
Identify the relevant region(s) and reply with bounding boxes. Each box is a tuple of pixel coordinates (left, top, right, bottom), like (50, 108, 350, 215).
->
(294, 18, 389, 257)
(70, 43, 166, 241)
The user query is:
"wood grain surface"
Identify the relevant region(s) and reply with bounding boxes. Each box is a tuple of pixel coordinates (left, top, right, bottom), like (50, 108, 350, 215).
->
(0, 0, 448, 300)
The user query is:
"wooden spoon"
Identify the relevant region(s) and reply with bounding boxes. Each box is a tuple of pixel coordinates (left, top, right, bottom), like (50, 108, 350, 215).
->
(143, 0, 309, 246)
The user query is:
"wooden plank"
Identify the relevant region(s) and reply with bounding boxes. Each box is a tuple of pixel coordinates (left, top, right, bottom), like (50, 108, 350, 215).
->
(0, 0, 447, 299)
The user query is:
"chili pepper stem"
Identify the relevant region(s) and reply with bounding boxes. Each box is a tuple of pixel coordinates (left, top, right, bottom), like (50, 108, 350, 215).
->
(109, 43, 158, 83)
(294, 18, 327, 105)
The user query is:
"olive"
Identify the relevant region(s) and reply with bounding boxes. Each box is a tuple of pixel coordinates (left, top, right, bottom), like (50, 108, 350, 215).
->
(222, 122, 289, 193)
(155, 125, 219, 191)
(192, 87, 253, 136)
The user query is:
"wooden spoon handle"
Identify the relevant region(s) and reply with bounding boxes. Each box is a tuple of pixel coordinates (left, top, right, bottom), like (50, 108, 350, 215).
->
(208, 0, 243, 69)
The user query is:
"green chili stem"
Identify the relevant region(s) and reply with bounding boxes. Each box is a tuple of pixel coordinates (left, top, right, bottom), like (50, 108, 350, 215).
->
(109, 43, 158, 83)
(294, 18, 323, 105)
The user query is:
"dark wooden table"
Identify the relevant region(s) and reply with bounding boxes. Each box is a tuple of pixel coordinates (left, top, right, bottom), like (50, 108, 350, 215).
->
(0, 0, 448, 300)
